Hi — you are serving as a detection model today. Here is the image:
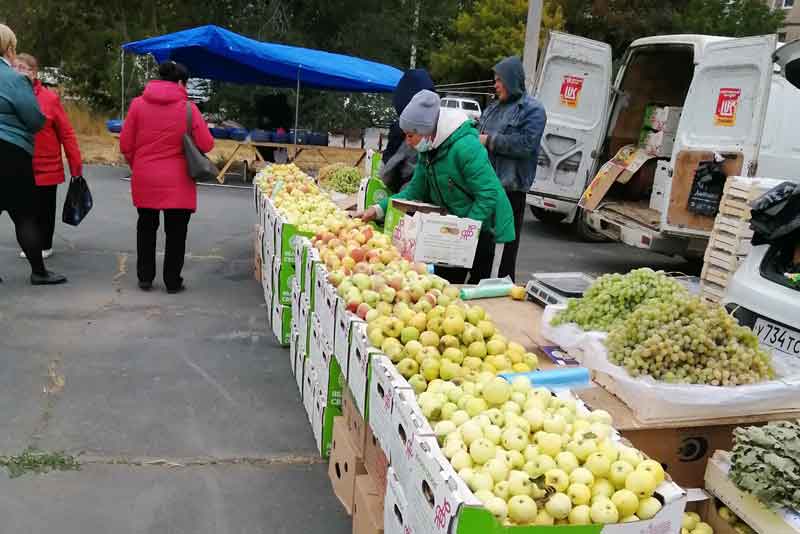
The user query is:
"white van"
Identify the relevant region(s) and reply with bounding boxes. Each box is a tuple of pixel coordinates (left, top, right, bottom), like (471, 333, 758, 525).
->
(527, 32, 800, 255)
(440, 96, 482, 121)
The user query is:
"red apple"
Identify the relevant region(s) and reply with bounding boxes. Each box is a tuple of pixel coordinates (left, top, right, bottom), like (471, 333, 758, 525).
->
(414, 262, 428, 274)
(396, 290, 411, 303)
(363, 227, 374, 241)
(353, 262, 371, 274)
(351, 248, 366, 262)
(388, 276, 404, 291)
(335, 246, 348, 259)
(356, 302, 372, 319)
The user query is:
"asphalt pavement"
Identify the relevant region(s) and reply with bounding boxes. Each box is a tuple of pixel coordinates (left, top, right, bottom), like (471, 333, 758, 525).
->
(0, 165, 696, 533)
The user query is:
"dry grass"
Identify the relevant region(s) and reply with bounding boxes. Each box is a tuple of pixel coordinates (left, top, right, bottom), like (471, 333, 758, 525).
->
(74, 117, 364, 174)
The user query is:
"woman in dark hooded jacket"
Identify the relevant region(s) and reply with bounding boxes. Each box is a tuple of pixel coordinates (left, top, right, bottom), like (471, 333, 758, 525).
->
(380, 69, 435, 193)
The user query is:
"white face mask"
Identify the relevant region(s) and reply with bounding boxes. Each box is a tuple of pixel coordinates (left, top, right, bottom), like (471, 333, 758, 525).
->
(415, 137, 433, 153)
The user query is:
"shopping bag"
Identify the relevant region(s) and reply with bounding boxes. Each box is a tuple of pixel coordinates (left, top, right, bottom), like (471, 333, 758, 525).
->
(61, 175, 93, 226)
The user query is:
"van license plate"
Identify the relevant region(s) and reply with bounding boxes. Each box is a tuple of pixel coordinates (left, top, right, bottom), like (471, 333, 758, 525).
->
(754, 318, 800, 359)
(530, 196, 544, 208)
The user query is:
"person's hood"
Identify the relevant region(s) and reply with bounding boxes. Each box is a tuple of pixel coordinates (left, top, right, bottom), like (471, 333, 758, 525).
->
(393, 69, 435, 115)
(142, 80, 188, 105)
(32, 78, 43, 95)
(432, 108, 471, 149)
(494, 56, 526, 102)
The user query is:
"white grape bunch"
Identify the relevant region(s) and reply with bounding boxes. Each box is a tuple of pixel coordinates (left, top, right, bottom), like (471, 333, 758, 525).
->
(552, 269, 687, 331)
(605, 296, 774, 386)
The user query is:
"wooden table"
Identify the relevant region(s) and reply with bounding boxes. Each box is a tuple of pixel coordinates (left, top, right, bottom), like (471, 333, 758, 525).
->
(215, 141, 368, 184)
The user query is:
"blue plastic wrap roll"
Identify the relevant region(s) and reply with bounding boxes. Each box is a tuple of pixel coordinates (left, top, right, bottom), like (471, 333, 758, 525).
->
(499, 367, 591, 390)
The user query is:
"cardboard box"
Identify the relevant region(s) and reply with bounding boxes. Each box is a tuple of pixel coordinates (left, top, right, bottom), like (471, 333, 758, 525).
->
(357, 177, 390, 213)
(364, 424, 389, 500)
(294, 340, 305, 395)
(348, 323, 382, 418)
(262, 199, 277, 259)
(298, 302, 311, 362)
(383, 468, 408, 534)
(272, 254, 296, 306)
(580, 145, 657, 211)
(328, 416, 367, 515)
(577, 385, 799, 488)
(383, 198, 447, 237)
(702, 496, 748, 534)
(274, 215, 314, 268)
(313, 263, 328, 319)
(388, 389, 436, 491)
(262, 269, 272, 311)
(642, 104, 682, 133)
(290, 276, 302, 325)
(342, 386, 367, 455)
(309, 316, 325, 373)
(392, 212, 482, 268)
(320, 285, 340, 350)
(302, 359, 315, 422)
(368, 355, 412, 458)
(289, 326, 299, 378)
(271, 302, 291, 347)
(353, 474, 384, 534)
(639, 129, 675, 158)
(334, 306, 364, 380)
(305, 247, 320, 304)
(705, 450, 800, 534)
(650, 160, 670, 211)
(294, 236, 310, 289)
(313, 392, 343, 459)
(253, 224, 263, 282)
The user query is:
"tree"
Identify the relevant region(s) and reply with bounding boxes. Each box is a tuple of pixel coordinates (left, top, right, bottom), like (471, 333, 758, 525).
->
(673, 0, 786, 37)
(430, 0, 565, 83)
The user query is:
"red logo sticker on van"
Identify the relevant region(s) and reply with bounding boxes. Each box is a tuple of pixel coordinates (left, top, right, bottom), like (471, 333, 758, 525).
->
(560, 76, 584, 108)
(714, 88, 741, 127)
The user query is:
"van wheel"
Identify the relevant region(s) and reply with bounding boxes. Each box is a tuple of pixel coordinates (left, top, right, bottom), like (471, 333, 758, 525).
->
(529, 206, 566, 224)
(574, 208, 610, 243)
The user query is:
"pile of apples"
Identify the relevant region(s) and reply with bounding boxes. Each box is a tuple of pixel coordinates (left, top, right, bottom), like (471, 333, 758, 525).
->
(314, 223, 399, 275)
(682, 512, 715, 534)
(428, 375, 666, 527)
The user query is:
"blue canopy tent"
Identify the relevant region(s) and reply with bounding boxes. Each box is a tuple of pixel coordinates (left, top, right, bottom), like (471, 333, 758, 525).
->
(120, 25, 403, 140)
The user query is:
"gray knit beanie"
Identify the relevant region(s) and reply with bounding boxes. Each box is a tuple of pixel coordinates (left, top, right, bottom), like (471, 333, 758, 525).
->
(399, 90, 440, 135)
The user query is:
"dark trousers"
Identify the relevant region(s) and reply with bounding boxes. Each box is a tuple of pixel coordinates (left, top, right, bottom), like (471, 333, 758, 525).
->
(137, 208, 192, 290)
(35, 185, 58, 250)
(1, 208, 46, 275)
(498, 190, 526, 282)
(435, 230, 496, 285)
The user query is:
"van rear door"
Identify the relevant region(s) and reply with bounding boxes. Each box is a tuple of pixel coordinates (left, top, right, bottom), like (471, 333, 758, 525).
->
(662, 35, 776, 236)
(530, 32, 613, 217)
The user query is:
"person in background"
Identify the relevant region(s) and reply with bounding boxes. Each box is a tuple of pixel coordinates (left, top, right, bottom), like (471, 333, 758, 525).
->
(361, 90, 515, 284)
(0, 24, 66, 285)
(120, 61, 214, 294)
(15, 53, 83, 260)
(380, 69, 435, 193)
(479, 55, 547, 282)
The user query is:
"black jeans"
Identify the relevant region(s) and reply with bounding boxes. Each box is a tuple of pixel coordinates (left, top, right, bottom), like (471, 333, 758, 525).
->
(435, 230, 496, 285)
(137, 208, 192, 290)
(498, 190, 526, 282)
(35, 185, 58, 250)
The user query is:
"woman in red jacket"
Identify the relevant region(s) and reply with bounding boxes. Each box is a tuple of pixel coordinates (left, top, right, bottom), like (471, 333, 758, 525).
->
(119, 61, 214, 293)
(15, 54, 83, 259)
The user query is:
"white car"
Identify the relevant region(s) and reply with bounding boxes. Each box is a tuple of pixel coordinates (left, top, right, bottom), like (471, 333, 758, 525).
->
(441, 97, 482, 121)
(724, 242, 800, 375)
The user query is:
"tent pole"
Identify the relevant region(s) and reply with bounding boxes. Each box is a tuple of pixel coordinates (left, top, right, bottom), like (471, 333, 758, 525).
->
(120, 48, 125, 118)
(293, 67, 300, 157)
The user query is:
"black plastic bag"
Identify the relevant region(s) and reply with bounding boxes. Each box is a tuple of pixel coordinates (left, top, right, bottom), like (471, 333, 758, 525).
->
(61, 176, 93, 226)
(750, 181, 800, 244)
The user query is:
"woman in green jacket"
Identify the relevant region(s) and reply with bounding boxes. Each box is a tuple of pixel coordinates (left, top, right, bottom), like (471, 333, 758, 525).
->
(361, 89, 515, 283)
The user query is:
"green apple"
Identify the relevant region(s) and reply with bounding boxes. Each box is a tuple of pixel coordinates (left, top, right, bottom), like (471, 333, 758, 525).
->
(590, 498, 620, 524)
(408, 374, 427, 394)
(493, 480, 511, 500)
(477, 320, 496, 339)
(481, 377, 510, 406)
(462, 356, 482, 371)
(469, 438, 496, 465)
(469, 471, 494, 493)
(573, 438, 598, 461)
(545, 492, 573, 520)
(460, 420, 483, 446)
(609, 460, 635, 489)
(508, 495, 538, 525)
(533, 454, 557, 476)
(468, 340, 488, 359)
(400, 326, 420, 344)
(585, 452, 612, 479)
(441, 402, 458, 421)
(439, 359, 461, 381)
(397, 358, 419, 378)
(484, 424, 502, 445)
(637, 496, 662, 520)
(465, 305, 485, 325)
(611, 489, 639, 518)
(457, 467, 475, 486)
(465, 397, 488, 417)
(556, 451, 580, 474)
(636, 460, 666, 486)
(485, 457, 510, 483)
(486, 338, 507, 356)
(590, 409, 613, 425)
(434, 420, 457, 441)
(419, 330, 440, 348)
(625, 470, 657, 499)
(569, 467, 595, 486)
(442, 315, 465, 336)
(501, 427, 529, 452)
(451, 410, 470, 427)
(442, 347, 464, 364)
(544, 469, 570, 492)
(451, 450, 472, 471)
(569, 505, 592, 525)
(591, 478, 616, 500)
(537, 433, 563, 457)
(507, 470, 533, 497)
(567, 483, 592, 506)
(543, 415, 567, 435)
(523, 444, 539, 462)
(619, 446, 645, 467)
(443, 439, 466, 459)
(534, 509, 555, 526)
(484, 496, 508, 522)
(421, 358, 440, 381)
(523, 408, 545, 432)
(507, 450, 525, 469)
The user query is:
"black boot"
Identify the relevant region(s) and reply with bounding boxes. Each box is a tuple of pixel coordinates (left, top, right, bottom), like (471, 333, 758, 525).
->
(31, 270, 67, 285)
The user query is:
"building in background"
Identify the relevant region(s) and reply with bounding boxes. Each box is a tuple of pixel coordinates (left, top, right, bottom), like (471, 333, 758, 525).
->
(768, 0, 800, 41)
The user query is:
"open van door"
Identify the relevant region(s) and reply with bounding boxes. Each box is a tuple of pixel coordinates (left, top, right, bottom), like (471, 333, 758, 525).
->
(528, 32, 613, 223)
(774, 39, 800, 89)
(662, 35, 776, 237)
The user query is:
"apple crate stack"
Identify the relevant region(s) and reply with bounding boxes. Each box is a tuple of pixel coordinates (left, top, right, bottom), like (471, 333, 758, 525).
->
(254, 178, 690, 534)
(700, 177, 771, 304)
